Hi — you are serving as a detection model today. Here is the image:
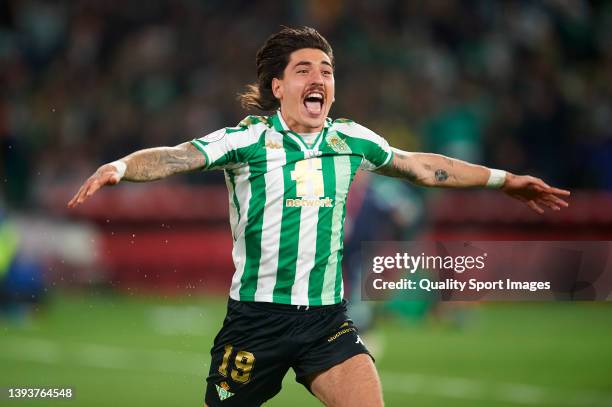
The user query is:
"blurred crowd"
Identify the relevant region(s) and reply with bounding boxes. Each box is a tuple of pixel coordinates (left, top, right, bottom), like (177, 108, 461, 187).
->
(1, 0, 612, 208)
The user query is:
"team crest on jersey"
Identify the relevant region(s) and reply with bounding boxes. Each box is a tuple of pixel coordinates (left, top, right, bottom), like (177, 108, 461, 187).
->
(325, 133, 350, 153)
(215, 382, 234, 401)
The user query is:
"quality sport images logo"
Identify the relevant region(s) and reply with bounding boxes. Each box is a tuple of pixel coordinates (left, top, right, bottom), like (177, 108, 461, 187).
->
(361, 241, 612, 301)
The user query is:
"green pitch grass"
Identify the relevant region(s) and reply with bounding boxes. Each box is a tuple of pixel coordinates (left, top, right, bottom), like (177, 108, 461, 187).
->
(1, 294, 611, 406)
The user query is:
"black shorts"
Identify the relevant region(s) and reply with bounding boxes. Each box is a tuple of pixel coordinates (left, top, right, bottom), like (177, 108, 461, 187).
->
(204, 298, 371, 407)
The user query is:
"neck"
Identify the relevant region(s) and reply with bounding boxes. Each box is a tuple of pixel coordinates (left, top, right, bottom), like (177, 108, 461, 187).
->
(280, 109, 323, 134)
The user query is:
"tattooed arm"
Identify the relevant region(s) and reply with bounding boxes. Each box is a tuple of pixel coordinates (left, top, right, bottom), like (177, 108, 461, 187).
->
(376, 148, 490, 188)
(376, 147, 570, 214)
(121, 142, 206, 181)
(68, 142, 205, 208)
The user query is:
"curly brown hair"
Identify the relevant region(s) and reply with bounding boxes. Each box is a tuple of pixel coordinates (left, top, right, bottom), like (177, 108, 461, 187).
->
(238, 26, 334, 112)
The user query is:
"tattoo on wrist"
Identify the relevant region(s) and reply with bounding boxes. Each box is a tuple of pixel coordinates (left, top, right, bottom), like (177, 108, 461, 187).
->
(435, 169, 449, 182)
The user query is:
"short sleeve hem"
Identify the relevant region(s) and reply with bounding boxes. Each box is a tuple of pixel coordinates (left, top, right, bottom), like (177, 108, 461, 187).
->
(374, 149, 394, 170)
(190, 139, 212, 170)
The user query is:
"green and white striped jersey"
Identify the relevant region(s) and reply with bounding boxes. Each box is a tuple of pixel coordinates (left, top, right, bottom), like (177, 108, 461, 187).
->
(191, 111, 393, 306)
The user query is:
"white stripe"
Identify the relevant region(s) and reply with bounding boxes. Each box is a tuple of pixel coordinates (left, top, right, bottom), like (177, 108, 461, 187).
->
(229, 165, 251, 301)
(276, 110, 291, 131)
(196, 125, 263, 167)
(291, 205, 318, 305)
(290, 157, 321, 304)
(224, 171, 239, 241)
(254, 133, 286, 302)
(333, 122, 393, 171)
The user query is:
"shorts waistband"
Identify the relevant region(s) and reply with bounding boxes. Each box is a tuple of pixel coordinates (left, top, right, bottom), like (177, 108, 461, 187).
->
(228, 298, 345, 314)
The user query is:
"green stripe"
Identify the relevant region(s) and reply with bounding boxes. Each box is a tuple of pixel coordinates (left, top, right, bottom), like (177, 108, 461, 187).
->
(238, 132, 268, 300)
(270, 112, 285, 133)
(272, 153, 305, 303)
(282, 133, 304, 153)
(340, 133, 391, 168)
(308, 155, 336, 305)
(333, 155, 363, 302)
(287, 131, 310, 150)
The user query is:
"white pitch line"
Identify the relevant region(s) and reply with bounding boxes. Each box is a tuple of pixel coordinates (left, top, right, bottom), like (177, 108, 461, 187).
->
(147, 305, 212, 337)
(1, 336, 207, 376)
(381, 372, 612, 407)
(2, 336, 612, 406)
(2, 337, 62, 364)
(495, 383, 548, 405)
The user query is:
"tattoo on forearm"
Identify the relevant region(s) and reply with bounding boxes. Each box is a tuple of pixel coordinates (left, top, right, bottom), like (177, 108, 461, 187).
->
(376, 149, 461, 186)
(434, 169, 449, 182)
(123, 143, 205, 181)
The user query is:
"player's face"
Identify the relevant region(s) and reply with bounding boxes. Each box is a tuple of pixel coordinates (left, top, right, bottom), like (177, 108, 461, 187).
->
(272, 48, 335, 134)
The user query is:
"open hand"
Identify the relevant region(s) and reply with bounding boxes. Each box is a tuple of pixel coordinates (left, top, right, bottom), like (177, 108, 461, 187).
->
(67, 163, 122, 208)
(502, 173, 570, 214)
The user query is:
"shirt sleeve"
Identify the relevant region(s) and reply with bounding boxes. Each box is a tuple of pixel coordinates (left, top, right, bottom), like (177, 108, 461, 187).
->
(190, 126, 259, 170)
(349, 123, 394, 171)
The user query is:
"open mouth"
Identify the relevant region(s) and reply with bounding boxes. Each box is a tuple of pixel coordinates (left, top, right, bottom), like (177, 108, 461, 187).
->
(303, 91, 324, 116)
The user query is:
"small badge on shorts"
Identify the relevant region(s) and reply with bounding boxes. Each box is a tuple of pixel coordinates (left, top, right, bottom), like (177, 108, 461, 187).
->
(215, 381, 234, 401)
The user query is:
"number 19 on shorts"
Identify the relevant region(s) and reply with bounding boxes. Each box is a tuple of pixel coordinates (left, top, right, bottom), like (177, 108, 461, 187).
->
(218, 344, 256, 384)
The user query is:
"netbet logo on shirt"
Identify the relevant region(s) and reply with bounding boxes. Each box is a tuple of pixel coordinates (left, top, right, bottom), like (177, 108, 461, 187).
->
(287, 157, 333, 208)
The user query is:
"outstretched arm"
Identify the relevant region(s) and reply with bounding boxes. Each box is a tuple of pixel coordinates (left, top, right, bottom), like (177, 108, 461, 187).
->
(376, 148, 570, 214)
(68, 142, 205, 208)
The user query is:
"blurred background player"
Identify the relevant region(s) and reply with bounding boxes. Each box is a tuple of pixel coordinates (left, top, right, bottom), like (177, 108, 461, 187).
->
(0, 210, 46, 324)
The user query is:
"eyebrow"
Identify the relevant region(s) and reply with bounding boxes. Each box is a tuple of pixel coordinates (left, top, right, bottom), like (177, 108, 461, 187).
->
(294, 61, 334, 69)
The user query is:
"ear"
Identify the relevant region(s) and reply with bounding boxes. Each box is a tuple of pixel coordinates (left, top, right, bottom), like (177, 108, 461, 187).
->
(272, 77, 283, 100)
